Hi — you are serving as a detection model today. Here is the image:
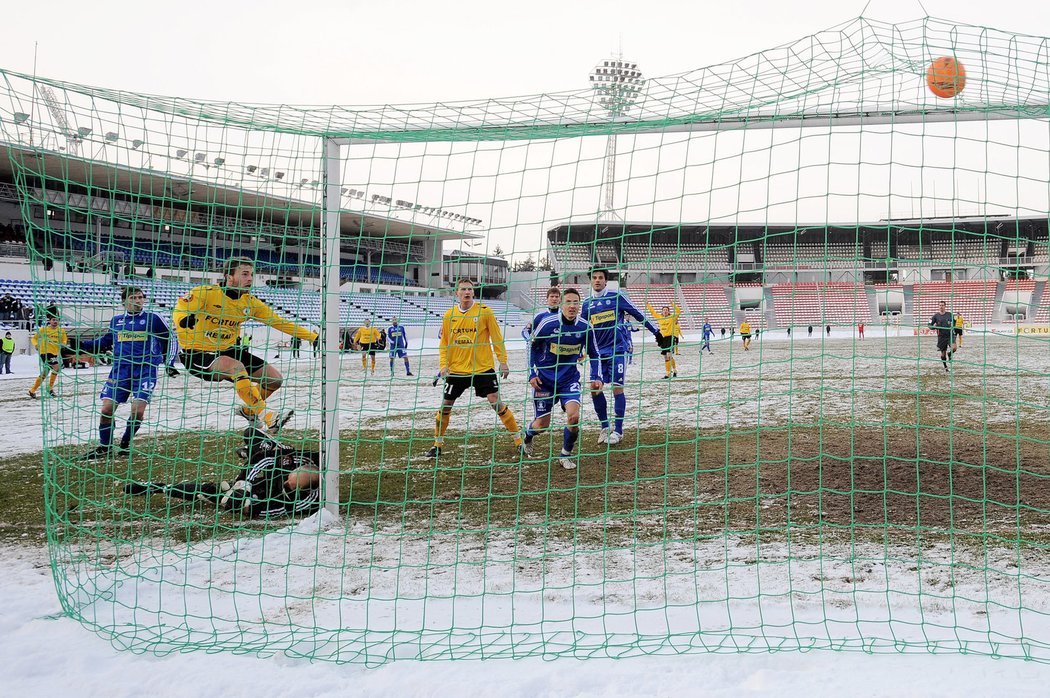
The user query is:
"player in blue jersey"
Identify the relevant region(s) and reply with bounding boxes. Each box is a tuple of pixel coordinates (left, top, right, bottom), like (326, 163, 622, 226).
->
(701, 319, 714, 354)
(580, 269, 664, 446)
(522, 288, 600, 469)
(521, 286, 562, 342)
(386, 317, 413, 376)
(80, 286, 180, 459)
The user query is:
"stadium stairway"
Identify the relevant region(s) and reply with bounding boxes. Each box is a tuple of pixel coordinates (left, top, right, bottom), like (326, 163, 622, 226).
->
(1034, 281, 1050, 323)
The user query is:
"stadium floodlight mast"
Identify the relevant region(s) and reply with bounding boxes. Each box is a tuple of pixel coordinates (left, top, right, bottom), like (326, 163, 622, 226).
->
(590, 56, 646, 222)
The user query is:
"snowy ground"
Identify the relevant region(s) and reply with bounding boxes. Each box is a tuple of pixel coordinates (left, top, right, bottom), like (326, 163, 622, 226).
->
(3, 328, 1050, 695)
(8, 325, 1047, 458)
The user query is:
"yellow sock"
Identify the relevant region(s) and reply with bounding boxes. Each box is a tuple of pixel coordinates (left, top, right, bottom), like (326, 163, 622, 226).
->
(30, 376, 43, 393)
(48, 373, 57, 389)
(371, 356, 376, 370)
(234, 374, 271, 424)
(664, 356, 671, 375)
(259, 384, 276, 401)
(361, 355, 367, 369)
(497, 405, 522, 445)
(670, 356, 677, 372)
(435, 410, 450, 445)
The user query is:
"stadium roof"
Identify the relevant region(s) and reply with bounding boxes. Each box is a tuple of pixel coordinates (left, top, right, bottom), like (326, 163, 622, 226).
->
(0, 145, 479, 243)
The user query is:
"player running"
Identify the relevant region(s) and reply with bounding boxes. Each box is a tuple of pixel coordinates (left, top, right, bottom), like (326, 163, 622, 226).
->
(386, 318, 413, 376)
(646, 301, 681, 379)
(740, 320, 752, 351)
(429, 278, 523, 458)
(353, 319, 383, 375)
(29, 312, 68, 399)
(173, 257, 318, 431)
(80, 286, 180, 459)
(928, 301, 954, 372)
(522, 288, 600, 469)
(580, 269, 663, 445)
(701, 318, 714, 354)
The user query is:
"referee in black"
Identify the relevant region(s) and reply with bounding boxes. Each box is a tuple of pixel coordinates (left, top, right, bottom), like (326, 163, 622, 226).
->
(928, 301, 954, 372)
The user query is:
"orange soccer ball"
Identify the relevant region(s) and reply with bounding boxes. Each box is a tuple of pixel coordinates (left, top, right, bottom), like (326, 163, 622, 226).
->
(926, 56, 966, 98)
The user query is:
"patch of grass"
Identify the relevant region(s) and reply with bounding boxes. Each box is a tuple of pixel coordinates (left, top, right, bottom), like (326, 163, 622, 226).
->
(5, 418, 1049, 553)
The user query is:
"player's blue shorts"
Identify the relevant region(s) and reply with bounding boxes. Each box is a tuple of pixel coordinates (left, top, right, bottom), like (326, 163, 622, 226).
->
(533, 375, 582, 419)
(595, 354, 629, 387)
(100, 366, 158, 405)
(389, 348, 407, 359)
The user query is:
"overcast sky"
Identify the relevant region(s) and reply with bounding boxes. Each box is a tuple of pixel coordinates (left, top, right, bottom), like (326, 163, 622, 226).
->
(5, 0, 1050, 261)
(4, 0, 1048, 108)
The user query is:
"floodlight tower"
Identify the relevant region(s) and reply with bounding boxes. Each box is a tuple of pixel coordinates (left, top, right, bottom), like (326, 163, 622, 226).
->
(589, 56, 645, 221)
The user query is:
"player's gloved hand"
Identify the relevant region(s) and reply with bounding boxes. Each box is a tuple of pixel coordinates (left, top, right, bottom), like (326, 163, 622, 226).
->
(166, 366, 180, 378)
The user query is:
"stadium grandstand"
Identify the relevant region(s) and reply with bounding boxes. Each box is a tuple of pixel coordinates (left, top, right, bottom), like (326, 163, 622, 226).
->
(532, 217, 1050, 331)
(0, 145, 530, 341)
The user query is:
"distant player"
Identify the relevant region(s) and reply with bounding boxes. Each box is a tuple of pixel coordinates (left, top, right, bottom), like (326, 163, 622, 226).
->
(858, 322, 865, 340)
(522, 288, 599, 469)
(80, 286, 180, 459)
(953, 313, 965, 350)
(739, 320, 752, 351)
(386, 318, 413, 376)
(353, 319, 383, 375)
(646, 301, 681, 379)
(928, 301, 954, 372)
(430, 278, 523, 458)
(522, 287, 562, 342)
(580, 269, 663, 445)
(173, 257, 318, 431)
(701, 319, 714, 354)
(124, 426, 321, 519)
(29, 311, 68, 399)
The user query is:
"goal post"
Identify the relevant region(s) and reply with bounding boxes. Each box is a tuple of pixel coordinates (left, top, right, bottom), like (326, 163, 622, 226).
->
(2, 13, 1050, 666)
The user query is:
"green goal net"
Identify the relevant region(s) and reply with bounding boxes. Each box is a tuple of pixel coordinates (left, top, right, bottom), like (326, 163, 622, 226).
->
(2, 14, 1050, 665)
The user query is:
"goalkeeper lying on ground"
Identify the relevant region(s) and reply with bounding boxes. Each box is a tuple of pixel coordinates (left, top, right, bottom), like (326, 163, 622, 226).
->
(124, 425, 322, 519)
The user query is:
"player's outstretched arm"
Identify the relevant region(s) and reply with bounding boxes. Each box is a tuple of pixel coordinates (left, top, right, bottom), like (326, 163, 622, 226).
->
(249, 296, 319, 343)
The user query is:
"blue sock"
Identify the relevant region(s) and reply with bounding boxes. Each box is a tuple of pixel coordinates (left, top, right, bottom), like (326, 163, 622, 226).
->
(389, 358, 395, 372)
(100, 420, 114, 447)
(562, 427, 579, 454)
(614, 393, 626, 433)
(405, 360, 411, 374)
(592, 393, 609, 429)
(120, 418, 142, 449)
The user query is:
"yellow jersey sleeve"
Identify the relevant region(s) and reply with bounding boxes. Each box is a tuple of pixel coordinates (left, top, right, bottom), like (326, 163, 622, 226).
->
(438, 310, 451, 371)
(485, 307, 508, 366)
(248, 296, 319, 343)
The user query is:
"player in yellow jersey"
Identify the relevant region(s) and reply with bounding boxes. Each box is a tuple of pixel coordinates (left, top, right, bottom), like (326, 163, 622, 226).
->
(352, 320, 383, 375)
(173, 257, 318, 431)
(429, 277, 523, 459)
(740, 320, 752, 351)
(29, 312, 69, 399)
(646, 302, 682, 379)
(952, 313, 965, 351)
